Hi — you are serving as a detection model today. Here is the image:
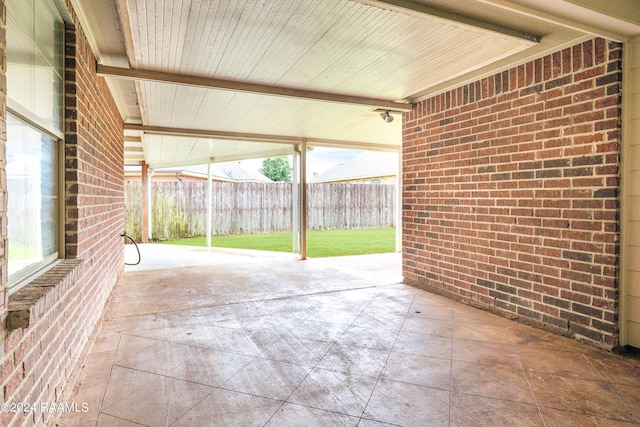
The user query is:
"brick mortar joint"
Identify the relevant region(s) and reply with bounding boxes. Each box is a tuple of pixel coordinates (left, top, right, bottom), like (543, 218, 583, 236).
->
(404, 277, 616, 350)
(6, 259, 84, 331)
(410, 39, 622, 117)
(1, 295, 100, 422)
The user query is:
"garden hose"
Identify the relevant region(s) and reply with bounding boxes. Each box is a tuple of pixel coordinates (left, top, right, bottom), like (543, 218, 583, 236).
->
(121, 231, 141, 266)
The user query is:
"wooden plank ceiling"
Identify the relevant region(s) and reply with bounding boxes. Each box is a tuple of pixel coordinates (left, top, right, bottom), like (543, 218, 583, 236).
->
(72, 0, 639, 168)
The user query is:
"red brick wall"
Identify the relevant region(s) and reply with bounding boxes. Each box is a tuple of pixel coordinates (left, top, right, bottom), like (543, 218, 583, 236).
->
(0, 0, 124, 424)
(402, 38, 621, 349)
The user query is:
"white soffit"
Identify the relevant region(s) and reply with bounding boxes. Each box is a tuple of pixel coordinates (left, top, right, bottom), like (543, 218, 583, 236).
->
(69, 0, 141, 121)
(73, 0, 637, 167)
(115, 0, 538, 167)
(125, 0, 536, 100)
(135, 82, 403, 142)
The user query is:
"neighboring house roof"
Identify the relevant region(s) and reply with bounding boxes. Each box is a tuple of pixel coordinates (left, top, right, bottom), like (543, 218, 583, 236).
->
(311, 151, 398, 183)
(218, 162, 273, 183)
(124, 162, 273, 183)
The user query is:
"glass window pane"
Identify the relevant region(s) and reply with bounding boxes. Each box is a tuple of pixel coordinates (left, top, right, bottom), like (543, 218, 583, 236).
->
(6, 0, 34, 39)
(7, 114, 59, 283)
(7, 19, 36, 113)
(6, 0, 63, 289)
(35, 0, 59, 67)
(36, 0, 64, 129)
(34, 60, 59, 125)
(7, 0, 63, 134)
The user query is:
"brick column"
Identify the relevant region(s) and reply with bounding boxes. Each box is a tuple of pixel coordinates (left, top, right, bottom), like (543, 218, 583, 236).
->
(64, 24, 79, 258)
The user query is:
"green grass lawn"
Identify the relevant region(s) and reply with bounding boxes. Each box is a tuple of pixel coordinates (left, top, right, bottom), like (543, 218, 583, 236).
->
(160, 227, 396, 258)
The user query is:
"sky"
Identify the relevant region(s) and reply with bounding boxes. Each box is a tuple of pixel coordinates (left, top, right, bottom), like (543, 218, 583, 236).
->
(238, 147, 366, 181)
(125, 147, 396, 181)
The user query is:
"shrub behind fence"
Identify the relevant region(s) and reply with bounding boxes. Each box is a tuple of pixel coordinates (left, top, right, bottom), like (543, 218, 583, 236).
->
(124, 181, 396, 241)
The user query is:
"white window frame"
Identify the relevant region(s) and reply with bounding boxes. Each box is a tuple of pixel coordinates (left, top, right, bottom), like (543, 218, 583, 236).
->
(6, 0, 65, 293)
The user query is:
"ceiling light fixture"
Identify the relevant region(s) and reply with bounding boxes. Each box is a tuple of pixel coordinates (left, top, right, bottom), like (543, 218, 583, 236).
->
(380, 110, 394, 123)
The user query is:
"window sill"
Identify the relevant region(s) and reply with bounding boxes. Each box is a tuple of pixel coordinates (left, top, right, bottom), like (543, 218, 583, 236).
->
(7, 259, 83, 331)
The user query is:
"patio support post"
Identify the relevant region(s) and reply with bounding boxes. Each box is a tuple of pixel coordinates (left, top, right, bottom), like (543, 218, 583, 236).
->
(300, 140, 308, 260)
(141, 161, 149, 242)
(396, 149, 402, 252)
(206, 160, 213, 250)
(147, 168, 154, 241)
(292, 147, 300, 254)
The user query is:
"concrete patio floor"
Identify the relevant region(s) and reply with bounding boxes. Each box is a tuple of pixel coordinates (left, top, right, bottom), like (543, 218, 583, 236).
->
(56, 244, 640, 426)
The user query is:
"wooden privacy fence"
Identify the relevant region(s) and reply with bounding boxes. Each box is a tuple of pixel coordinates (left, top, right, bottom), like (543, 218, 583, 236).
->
(124, 181, 396, 241)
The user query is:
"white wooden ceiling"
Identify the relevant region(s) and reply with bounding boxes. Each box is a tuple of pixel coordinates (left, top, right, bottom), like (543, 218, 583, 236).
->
(71, 0, 640, 168)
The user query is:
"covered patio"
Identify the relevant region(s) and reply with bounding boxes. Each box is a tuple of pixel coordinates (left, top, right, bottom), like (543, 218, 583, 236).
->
(4, 1, 640, 426)
(58, 246, 640, 426)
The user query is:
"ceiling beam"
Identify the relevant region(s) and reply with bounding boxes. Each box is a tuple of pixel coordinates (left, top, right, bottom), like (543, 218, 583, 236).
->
(145, 149, 295, 170)
(98, 65, 413, 112)
(125, 124, 301, 144)
(352, 0, 541, 43)
(123, 124, 400, 152)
